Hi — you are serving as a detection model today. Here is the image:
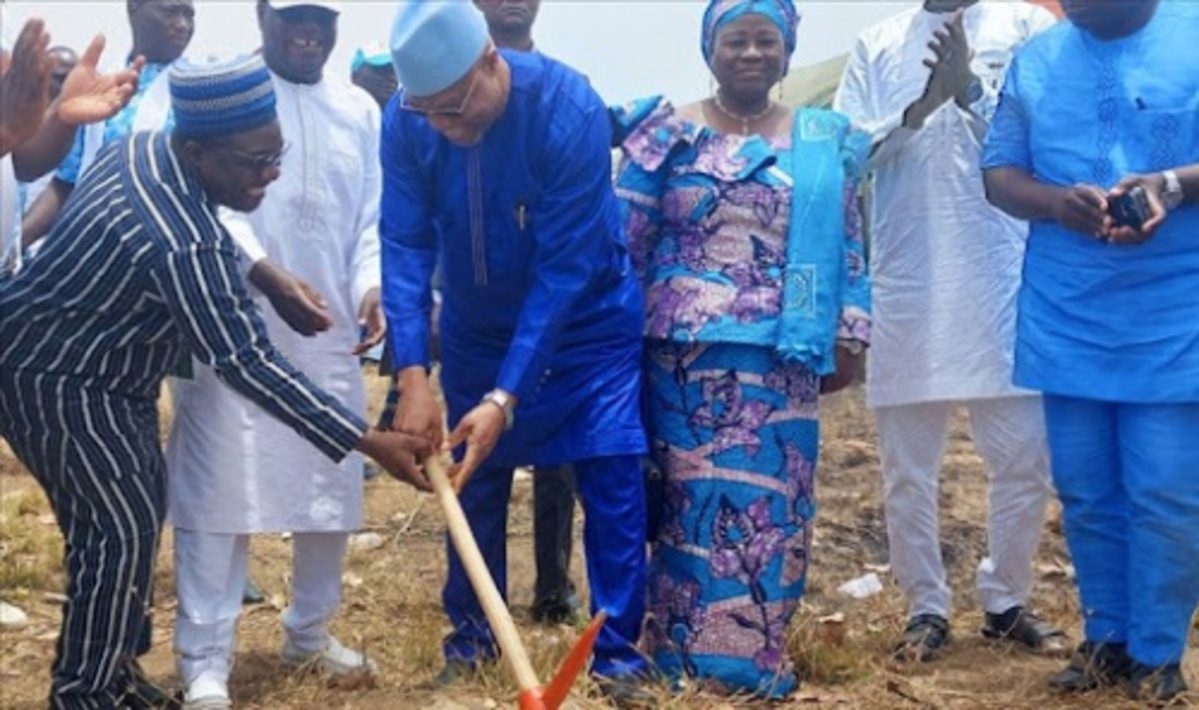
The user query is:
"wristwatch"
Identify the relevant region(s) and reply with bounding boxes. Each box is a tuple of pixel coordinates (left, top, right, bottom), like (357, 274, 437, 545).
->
(1162, 170, 1184, 211)
(481, 389, 516, 431)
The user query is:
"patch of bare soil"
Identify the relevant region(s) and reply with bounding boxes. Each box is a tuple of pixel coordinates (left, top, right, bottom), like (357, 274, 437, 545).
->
(1, 378, 1195, 709)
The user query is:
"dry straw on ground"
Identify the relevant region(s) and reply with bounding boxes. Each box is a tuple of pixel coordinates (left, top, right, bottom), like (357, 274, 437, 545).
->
(1, 377, 1195, 709)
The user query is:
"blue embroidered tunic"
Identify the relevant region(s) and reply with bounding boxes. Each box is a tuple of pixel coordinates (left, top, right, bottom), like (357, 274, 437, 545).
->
(379, 50, 647, 466)
(982, 1, 1199, 402)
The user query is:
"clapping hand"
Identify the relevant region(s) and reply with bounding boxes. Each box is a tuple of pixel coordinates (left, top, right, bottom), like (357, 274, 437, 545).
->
(904, 10, 977, 129)
(56, 35, 144, 127)
(0, 19, 53, 154)
(925, 10, 976, 108)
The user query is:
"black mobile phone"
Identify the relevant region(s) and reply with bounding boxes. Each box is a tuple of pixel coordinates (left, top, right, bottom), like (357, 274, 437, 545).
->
(1110, 185, 1152, 230)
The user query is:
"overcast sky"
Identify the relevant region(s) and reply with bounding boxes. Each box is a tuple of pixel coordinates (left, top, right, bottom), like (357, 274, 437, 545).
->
(3, 1, 912, 104)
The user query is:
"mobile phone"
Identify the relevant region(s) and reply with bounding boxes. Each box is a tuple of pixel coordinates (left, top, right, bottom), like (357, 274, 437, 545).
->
(1109, 185, 1152, 230)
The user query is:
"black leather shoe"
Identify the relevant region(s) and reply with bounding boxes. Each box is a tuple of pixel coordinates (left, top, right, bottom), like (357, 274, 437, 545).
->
(1048, 641, 1132, 693)
(1126, 662, 1188, 705)
(982, 606, 1070, 655)
(894, 614, 951, 662)
(530, 590, 582, 625)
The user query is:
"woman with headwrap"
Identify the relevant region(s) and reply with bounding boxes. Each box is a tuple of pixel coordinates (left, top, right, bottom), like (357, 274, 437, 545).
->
(613, 0, 870, 697)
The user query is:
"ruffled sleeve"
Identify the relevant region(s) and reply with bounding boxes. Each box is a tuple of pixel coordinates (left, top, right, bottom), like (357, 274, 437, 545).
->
(610, 97, 699, 278)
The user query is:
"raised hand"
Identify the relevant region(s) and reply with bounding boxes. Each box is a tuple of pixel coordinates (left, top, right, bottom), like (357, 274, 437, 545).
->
(926, 10, 975, 105)
(905, 10, 977, 129)
(352, 287, 386, 355)
(0, 19, 53, 154)
(56, 35, 144, 127)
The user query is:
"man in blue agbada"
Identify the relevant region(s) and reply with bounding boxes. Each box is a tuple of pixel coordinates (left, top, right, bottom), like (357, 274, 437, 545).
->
(982, 0, 1199, 703)
(381, 0, 650, 698)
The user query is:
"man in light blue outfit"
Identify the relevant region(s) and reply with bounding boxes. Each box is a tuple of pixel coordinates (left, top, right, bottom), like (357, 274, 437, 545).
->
(982, 0, 1199, 702)
(382, 2, 650, 702)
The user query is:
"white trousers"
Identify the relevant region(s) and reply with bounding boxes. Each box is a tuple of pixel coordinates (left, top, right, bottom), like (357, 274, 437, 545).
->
(874, 397, 1051, 618)
(173, 528, 349, 686)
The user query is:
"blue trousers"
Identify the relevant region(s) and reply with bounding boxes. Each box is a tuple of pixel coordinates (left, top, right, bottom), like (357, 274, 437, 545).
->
(442, 455, 647, 678)
(1043, 395, 1199, 666)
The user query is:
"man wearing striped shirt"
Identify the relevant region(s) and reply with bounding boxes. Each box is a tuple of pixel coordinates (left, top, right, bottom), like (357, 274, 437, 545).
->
(0, 55, 433, 709)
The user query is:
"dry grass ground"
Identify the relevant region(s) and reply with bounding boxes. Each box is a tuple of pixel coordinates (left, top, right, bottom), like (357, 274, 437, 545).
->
(1, 375, 1195, 709)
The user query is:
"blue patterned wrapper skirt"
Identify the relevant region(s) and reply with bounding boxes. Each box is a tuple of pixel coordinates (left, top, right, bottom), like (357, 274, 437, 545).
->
(643, 339, 820, 699)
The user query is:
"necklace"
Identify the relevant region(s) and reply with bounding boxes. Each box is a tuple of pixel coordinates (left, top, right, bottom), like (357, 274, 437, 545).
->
(711, 92, 775, 136)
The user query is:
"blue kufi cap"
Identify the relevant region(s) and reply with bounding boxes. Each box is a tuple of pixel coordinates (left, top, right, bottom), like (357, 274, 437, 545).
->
(169, 54, 278, 140)
(390, 0, 490, 98)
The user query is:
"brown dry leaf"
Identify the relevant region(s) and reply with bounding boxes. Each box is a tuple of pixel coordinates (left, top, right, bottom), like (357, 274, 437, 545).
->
(326, 668, 378, 692)
(817, 612, 848, 647)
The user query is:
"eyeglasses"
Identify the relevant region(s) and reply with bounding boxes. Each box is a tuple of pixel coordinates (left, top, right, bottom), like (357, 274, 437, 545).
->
(399, 70, 480, 117)
(212, 142, 291, 172)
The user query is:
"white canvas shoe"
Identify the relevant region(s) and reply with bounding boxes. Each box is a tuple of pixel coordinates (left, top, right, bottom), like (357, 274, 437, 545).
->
(182, 674, 231, 710)
(281, 636, 378, 676)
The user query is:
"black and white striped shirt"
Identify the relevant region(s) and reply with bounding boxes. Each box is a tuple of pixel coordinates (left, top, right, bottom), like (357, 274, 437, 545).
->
(0, 132, 366, 461)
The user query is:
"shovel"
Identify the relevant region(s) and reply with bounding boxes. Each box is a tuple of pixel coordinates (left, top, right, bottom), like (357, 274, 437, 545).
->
(425, 454, 607, 709)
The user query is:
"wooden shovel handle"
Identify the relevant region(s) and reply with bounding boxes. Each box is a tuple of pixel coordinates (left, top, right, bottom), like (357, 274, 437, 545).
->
(425, 455, 542, 693)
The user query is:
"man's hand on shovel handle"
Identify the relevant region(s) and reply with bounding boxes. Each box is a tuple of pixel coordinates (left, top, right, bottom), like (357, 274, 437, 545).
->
(357, 429, 434, 492)
(445, 401, 507, 493)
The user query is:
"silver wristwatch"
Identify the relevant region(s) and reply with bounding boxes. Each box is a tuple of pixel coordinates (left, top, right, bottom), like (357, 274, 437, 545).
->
(482, 389, 516, 431)
(1162, 170, 1184, 212)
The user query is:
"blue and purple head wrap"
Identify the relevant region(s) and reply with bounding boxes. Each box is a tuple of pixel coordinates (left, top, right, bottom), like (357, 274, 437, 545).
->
(701, 0, 801, 68)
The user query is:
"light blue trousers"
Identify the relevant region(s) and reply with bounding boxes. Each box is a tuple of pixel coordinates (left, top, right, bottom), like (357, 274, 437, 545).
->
(1044, 395, 1199, 666)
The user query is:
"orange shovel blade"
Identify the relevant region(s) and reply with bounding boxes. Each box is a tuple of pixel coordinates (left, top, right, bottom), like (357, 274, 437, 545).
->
(517, 689, 548, 710)
(540, 610, 608, 710)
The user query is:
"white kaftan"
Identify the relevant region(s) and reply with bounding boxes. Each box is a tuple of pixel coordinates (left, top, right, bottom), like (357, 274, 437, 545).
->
(167, 73, 382, 533)
(834, 2, 1058, 408)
